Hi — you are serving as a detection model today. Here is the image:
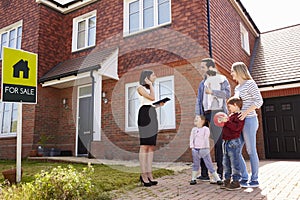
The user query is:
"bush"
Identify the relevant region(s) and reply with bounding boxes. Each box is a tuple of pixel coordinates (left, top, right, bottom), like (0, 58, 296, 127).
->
(1, 165, 109, 200)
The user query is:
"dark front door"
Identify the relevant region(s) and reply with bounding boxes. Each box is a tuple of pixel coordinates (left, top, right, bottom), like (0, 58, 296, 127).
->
(77, 96, 93, 156)
(262, 95, 300, 159)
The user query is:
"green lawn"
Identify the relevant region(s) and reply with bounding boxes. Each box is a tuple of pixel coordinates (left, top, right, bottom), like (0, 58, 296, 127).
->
(0, 159, 174, 199)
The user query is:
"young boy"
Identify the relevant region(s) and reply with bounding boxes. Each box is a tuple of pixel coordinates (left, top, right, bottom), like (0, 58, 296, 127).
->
(189, 115, 222, 185)
(220, 97, 245, 190)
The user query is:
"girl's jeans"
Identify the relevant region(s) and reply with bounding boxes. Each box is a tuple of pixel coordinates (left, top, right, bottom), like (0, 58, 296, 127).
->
(239, 116, 259, 182)
(192, 148, 216, 173)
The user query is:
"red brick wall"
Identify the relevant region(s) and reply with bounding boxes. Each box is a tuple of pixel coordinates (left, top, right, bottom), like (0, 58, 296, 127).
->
(0, 0, 40, 158)
(210, 0, 256, 71)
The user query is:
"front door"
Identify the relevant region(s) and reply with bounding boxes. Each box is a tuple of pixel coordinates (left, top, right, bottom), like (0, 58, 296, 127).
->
(77, 96, 93, 156)
(262, 95, 300, 159)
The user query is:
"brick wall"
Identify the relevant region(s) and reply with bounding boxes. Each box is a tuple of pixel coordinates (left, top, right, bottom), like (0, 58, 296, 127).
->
(210, 0, 255, 71)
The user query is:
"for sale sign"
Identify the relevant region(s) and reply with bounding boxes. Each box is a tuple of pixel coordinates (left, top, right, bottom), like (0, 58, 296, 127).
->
(1, 47, 37, 104)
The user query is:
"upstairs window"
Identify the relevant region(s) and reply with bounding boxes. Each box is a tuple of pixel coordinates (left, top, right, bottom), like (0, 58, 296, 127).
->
(0, 102, 18, 138)
(124, 0, 171, 36)
(0, 21, 22, 60)
(72, 10, 96, 52)
(240, 23, 250, 55)
(125, 75, 175, 132)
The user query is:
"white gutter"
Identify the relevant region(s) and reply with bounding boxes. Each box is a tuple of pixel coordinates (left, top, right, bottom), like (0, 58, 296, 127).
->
(259, 82, 300, 92)
(36, 0, 98, 14)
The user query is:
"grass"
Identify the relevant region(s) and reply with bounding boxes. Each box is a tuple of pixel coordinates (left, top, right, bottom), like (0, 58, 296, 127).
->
(0, 159, 174, 199)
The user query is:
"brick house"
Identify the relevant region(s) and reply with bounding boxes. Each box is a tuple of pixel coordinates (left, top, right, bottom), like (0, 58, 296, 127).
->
(0, 0, 268, 162)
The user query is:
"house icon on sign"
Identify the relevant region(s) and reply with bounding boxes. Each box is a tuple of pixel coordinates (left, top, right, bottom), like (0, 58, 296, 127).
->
(13, 59, 30, 79)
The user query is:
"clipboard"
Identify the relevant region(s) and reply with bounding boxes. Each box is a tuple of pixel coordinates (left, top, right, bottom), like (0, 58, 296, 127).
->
(152, 97, 170, 105)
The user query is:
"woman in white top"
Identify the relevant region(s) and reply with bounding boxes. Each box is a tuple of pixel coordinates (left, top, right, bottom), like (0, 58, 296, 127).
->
(137, 70, 163, 187)
(231, 62, 263, 188)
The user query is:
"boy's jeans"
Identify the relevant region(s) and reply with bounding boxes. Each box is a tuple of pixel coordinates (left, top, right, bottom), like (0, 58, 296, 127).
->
(223, 138, 242, 181)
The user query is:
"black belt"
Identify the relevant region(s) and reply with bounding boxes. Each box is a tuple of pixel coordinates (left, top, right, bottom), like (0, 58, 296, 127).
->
(204, 110, 211, 115)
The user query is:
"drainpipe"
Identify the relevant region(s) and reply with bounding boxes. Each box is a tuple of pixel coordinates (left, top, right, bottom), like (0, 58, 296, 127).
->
(248, 36, 260, 73)
(207, 0, 213, 58)
(89, 69, 95, 158)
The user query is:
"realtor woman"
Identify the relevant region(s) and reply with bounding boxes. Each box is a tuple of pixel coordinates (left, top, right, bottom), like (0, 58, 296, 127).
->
(137, 70, 165, 187)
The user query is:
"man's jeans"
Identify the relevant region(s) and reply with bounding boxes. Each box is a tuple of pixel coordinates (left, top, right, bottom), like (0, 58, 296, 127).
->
(223, 138, 242, 181)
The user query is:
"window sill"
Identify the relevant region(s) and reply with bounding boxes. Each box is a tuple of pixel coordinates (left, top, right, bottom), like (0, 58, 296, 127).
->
(123, 22, 172, 38)
(0, 134, 17, 139)
(71, 45, 96, 53)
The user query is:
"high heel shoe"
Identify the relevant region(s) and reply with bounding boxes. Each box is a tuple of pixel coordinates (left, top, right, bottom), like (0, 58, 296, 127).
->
(140, 176, 152, 187)
(148, 178, 158, 185)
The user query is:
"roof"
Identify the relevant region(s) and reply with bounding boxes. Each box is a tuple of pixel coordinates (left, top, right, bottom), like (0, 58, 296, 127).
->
(39, 47, 117, 83)
(251, 24, 300, 88)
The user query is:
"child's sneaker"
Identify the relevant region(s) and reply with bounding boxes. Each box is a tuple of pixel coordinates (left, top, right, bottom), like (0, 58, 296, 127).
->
(247, 181, 259, 188)
(190, 180, 197, 185)
(225, 181, 241, 191)
(239, 179, 248, 187)
(197, 175, 210, 182)
(210, 172, 223, 185)
(220, 179, 230, 189)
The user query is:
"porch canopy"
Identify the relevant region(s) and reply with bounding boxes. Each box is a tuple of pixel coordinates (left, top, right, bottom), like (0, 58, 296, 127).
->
(39, 47, 119, 88)
(39, 47, 119, 142)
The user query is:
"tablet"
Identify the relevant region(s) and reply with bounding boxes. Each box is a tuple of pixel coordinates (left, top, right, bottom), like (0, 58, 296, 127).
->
(152, 97, 170, 105)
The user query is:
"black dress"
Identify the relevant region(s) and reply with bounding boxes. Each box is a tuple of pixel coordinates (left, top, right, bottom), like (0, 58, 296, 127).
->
(138, 105, 158, 145)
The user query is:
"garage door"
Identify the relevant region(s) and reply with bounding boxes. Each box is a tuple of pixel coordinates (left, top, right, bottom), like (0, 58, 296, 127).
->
(262, 95, 300, 159)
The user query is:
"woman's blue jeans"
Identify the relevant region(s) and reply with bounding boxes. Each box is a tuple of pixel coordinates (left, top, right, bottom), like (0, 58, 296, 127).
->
(223, 138, 241, 181)
(239, 116, 259, 182)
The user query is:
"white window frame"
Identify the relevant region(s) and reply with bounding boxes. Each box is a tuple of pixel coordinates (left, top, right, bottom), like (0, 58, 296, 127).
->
(125, 75, 175, 132)
(125, 82, 140, 132)
(123, 0, 172, 36)
(72, 10, 96, 52)
(240, 23, 250, 55)
(0, 102, 18, 138)
(0, 20, 22, 60)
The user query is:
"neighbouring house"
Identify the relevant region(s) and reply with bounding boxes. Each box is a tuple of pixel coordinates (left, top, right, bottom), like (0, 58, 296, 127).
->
(251, 24, 300, 159)
(1, 0, 298, 162)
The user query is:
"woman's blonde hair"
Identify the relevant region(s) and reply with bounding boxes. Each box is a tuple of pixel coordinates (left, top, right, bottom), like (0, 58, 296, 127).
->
(231, 62, 252, 80)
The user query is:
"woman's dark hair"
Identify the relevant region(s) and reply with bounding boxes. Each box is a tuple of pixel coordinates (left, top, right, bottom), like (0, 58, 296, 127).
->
(139, 70, 153, 89)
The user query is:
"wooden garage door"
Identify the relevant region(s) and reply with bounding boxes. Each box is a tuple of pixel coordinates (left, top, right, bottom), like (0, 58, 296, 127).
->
(262, 95, 300, 159)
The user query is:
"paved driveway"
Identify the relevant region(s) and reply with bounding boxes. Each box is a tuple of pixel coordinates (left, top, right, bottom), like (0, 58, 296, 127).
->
(114, 160, 300, 200)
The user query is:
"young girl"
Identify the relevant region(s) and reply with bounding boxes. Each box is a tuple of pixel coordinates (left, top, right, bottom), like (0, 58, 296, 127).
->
(189, 115, 222, 185)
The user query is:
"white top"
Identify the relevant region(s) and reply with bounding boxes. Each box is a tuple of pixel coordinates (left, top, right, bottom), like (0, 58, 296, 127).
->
(190, 126, 210, 149)
(234, 80, 263, 117)
(138, 85, 154, 106)
(203, 74, 226, 110)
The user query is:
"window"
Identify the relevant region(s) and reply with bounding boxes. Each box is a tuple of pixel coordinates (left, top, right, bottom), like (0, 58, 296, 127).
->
(125, 75, 175, 131)
(0, 20, 22, 60)
(0, 102, 18, 137)
(72, 10, 96, 52)
(124, 0, 171, 35)
(240, 23, 250, 54)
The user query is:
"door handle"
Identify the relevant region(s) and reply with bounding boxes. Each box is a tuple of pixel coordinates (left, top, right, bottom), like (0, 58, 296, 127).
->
(83, 131, 91, 135)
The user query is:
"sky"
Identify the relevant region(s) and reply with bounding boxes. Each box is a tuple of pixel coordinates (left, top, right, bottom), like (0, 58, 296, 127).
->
(241, 0, 300, 32)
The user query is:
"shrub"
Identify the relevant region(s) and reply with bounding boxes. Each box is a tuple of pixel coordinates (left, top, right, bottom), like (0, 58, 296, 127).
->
(1, 165, 108, 200)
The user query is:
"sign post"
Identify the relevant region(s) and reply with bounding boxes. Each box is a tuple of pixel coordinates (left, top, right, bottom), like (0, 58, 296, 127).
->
(1, 47, 37, 183)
